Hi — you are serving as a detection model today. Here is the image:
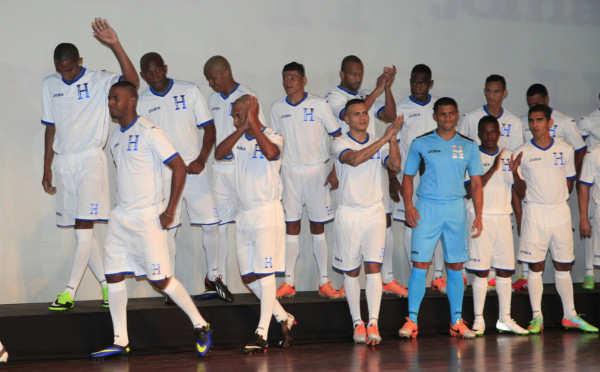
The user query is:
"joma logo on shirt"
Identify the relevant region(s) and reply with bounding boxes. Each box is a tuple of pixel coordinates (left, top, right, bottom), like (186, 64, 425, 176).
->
(409, 113, 420, 119)
(529, 157, 542, 162)
(53, 93, 64, 97)
(281, 114, 291, 119)
(149, 106, 160, 113)
(429, 149, 440, 153)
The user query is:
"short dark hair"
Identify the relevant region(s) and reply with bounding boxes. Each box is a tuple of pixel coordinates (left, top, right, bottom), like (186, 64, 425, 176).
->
(54, 43, 79, 62)
(341, 55, 362, 71)
(485, 74, 506, 90)
(526, 83, 548, 97)
(283, 62, 305, 77)
(111, 81, 138, 100)
(345, 98, 365, 112)
(528, 104, 552, 121)
(433, 97, 458, 113)
(478, 115, 499, 133)
(411, 64, 432, 78)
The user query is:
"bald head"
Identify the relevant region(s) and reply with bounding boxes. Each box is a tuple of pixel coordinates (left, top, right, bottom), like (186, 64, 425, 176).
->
(233, 94, 251, 110)
(204, 55, 236, 95)
(140, 52, 165, 71)
(204, 55, 230, 73)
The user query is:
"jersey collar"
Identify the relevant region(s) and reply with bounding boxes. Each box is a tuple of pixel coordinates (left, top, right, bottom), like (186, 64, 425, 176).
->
(409, 94, 431, 106)
(348, 132, 369, 144)
(479, 146, 499, 156)
(120, 116, 140, 133)
(244, 126, 266, 141)
(62, 67, 86, 85)
(285, 92, 308, 107)
(483, 105, 504, 119)
(149, 78, 174, 97)
(221, 83, 240, 100)
(531, 138, 554, 151)
(337, 85, 358, 96)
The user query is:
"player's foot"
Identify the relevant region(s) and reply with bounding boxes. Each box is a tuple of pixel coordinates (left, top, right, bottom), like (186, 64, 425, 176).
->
(195, 324, 212, 356)
(49, 292, 74, 311)
(102, 286, 109, 308)
(90, 344, 130, 360)
(0, 346, 8, 363)
(583, 275, 595, 290)
(487, 278, 496, 292)
(243, 333, 268, 354)
(367, 323, 381, 345)
(338, 285, 345, 298)
(527, 316, 544, 334)
(206, 276, 234, 302)
(398, 318, 419, 339)
(431, 277, 447, 293)
(382, 279, 408, 297)
(496, 318, 529, 335)
(194, 289, 218, 301)
(164, 295, 175, 305)
(562, 315, 599, 333)
(450, 319, 476, 339)
(276, 282, 296, 299)
(279, 313, 296, 348)
(353, 321, 367, 344)
(512, 276, 528, 291)
(318, 280, 341, 299)
(471, 319, 485, 336)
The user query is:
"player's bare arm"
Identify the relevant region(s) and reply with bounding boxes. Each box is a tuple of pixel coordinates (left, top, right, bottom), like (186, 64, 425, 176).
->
(567, 178, 575, 194)
(577, 181, 592, 239)
(378, 66, 397, 123)
(187, 122, 216, 174)
(42, 125, 57, 195)
(470, 175, 484, 238)
(481, 148, 505, 188)
(363, 66, 394, 112)
(511, 188, 523, 236)
(575, 150, 585, 176)
(160, 155, 186, 229)
(401, 173, 419, 228)
(509, 152, 526, 199)
(388, 167, 401, 203)
(214, 126, 245, 160)
(324, 131, 342, 190)
(91, 18, 139, 88)
(384, 115, 403, 171)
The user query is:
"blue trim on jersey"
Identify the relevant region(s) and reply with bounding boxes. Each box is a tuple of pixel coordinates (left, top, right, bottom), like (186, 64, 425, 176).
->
(41, 120, 55, 126)
(583, 135, 590, 139)
(479, 146, 500, 156)
(567, 175, 577, 180)
(409, 95, 432, 106)
(337, 85, 358, 96)
(531, 138, 554, 151)
(244, 126, 267, 141)
(338, 108, 346, 120)
(106, 271, 135, 277)
(120, 116, 140, 133)
(329, 128, 342, 136)
(348, 132, 369, 144)
(338, 148, 351, 162)
(223, 151, 234, 161)
(149, 78, 174, 97)
(364, 260, 383, 265)
(220, 83, 240, 100)
(383, 155, 389, 166)
(197, 119, 214, 128)
(218, 220, 235, 225)
(483, 105, 504, 119)
(147, 275, 173, 282)
(490, 266, 516, 272)
(285, 92, 308, 107)
(62, 67, 86, 85)
(163, 152, 179, 165)
(191, 221, 221, 226)
(285, 218, 302, 223)
(575, 145, 588, 153)
(579, 180, 594, 187)
(376, 106, 385, 119)
(392, 217, 406, 222)
(167, 223, 182, 231)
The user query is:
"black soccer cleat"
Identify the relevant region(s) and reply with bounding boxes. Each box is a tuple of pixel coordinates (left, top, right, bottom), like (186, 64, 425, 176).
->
(206, 276, 234, 302)
(243, 333, 268, 355)
(90, 344, 130, 360)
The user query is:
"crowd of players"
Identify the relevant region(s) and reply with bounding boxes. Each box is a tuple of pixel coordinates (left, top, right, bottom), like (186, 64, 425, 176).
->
(29, 18, 600, 361)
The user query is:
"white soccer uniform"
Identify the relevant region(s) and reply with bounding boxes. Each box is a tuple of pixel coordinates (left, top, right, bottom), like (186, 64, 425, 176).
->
(208, 83, 266, 223)
(331, 133, 389, 271)
(578, 108, 600, 148)
(458, 106, 524, 151)
(232, 127, 285, 276)
(516, 139, 577, 264)
(138, 79, 219, 227)
(105, 116, 179, 280)
(465, 148, 516, 271)
(41, 67, 120, 226)
(522, 108, 587, 153)
(270, 92, 340, 223)
(578, 144, 600, 266)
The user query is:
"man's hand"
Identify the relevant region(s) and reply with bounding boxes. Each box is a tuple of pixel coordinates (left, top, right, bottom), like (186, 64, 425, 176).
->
(492, 148, 506, 171)
(405, 205, 420, 228)
(471, 216, 483, 238)
(389, 177, 401, 203)
(383, 114, 403, 142)
(186, 159, 206, 174)
(509, 151, 523, 172)
(42, 170, 56, 195)
(580, 219, 592, 239)
(92, 18, 119, 47)
(324, 168, 339, 190)
(159, 211, 174, 230)
(383, 65, 397, 88)
(247, 95, 260, 130)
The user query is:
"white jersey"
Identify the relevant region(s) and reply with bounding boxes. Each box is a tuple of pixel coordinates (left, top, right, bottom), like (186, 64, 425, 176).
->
(207, 83, 266, 162)
(579, 144, 600, 204)
(232, 127, 284, 211)
(109, 116, 178, 211)
(325, 86, 385, 136)
(137, 79, 213, 165)
(41, 68, 121, 154)
(578, 108, 600, 148)
(522, 108, 586, 152)
(515, 138, 576, 205)
(396, 95, 438, 169)
(458, 106, 523, 151)
(270, 92, 341, 166)
(331, 133, 389, 208)
(466, 147, 514, 215)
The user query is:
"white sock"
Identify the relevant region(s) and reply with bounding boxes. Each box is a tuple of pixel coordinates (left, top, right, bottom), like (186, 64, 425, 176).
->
(472, 276, 487, 322)
(167, 228, 177, 276)
(527, 270, 543, 318)
(163, 278, 207, 327)
(521, 264, 529, 279)
(344, 274, 362, 326)
(217, 224, 229, 282)
(433, 242, 444, 278)
(202, 224, 219, 281)
(312, 233, 329, 286)
(366, 273, 382, 326)
(585, 237, 594, 277)
(496, 276, 512, 321)
(382, 227, 394, 283)
(247, 280, 288, 322)
(555, 270, 577, 319)
(88, 238, 106, 287)
(108, 281, 129, 347)
(256, 276, 277, 338)
(285, 235, 300, 286)
(66, 229, 94, 297)
(403, 226, 413, 272)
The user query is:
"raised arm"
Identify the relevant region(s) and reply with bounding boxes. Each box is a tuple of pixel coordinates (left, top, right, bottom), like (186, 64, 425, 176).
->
(509, 152, 526, 199)
(340, 118, 400, 167)
(92, 18, 139, 88)
(384, 115, 403, 171)
(248, 96, 280, 160)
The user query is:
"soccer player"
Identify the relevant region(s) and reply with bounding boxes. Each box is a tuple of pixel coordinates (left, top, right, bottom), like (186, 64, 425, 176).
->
(511, 104, 597, 334)
(91, 82, 212, 359)
(331, 99, 401, 345)
(577, 97, 600, 290)
(203, 56, 267, 293)
(41, 18, 139, 311)
(214, 95, 295, 354)
(326, 55, 404, 296)
(398, 97, 483, 339)
(137, 52, 232, 303)
(270, 62, 342, 300)
(465, 116, 528, 336)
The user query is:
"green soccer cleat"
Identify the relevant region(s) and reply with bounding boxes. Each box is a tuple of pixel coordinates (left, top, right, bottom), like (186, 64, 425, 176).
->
(582, 275, 595, 291)
(102, 286, 109, 308)
(527, 316, 544, 334)
(49, 292, 74, 311)
(562, 315, 599, 333)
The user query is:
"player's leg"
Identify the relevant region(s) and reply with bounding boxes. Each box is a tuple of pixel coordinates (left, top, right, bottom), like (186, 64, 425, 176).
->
(280, 166, 302, 295)
(281, 222, 300, 298)
(466, 213, 492, 335)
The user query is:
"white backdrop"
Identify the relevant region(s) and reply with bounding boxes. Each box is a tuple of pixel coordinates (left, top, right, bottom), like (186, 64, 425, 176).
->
(0, 0, 598, 304)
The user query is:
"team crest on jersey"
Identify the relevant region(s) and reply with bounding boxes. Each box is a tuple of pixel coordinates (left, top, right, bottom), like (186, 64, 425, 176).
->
(553, 152, 564, 165)
(90, 203, 99, 215)
(549, 125, 557, 137)
(127, 135, 140, 151)
(501, 158, 510, 171)
(264, 257, 273, 269)
(253, 144, 264, 159)
(151, 263, 161, 276)
(173, 95, 186, 110)
(501, 123, 511, 137)
(452, 145, 464, 159)
(76, 83, 90, 100)
(303, 108, 315, 122)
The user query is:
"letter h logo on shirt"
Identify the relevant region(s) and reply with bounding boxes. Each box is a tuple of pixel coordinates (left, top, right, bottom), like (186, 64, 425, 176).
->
(253, 144, 265, 159)
(501, 158, 510, 172)
(553, 152, 564, 166)
(303, 108, 314, 122)
(151, 263, 161, 276)
(452, 145, 464, 159)
(127, 135, 140, 151)
(76, 83, 90, 100)
(501, 123, 511, 137)
(173, 95, 186, 110)
(549, 125, 557, 138)
(264, 257, 273, 269)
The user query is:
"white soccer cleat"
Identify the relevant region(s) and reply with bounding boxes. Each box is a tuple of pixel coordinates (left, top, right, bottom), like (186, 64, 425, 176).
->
(496, 318, 529, 335)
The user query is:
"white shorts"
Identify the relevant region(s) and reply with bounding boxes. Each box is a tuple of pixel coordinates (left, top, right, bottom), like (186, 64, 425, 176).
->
(591, 203, 600, 266)
(55, 148, 110, 226)
(465, 213, 515, 272)
(163, 167, 220, 229)
(332, 203, 386, 272)
(281, 164, 334, 223)
(212, 163, 238, 224)
(104, 206, 172, 281)
(236, 201, 285, 276)
(381, 172, 392, 215)
(517, 202, 574, 264)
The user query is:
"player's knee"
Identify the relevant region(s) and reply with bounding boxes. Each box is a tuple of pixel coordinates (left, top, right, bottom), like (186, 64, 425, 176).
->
(308, 221, 324, 235)
(150, 277, 171, 290)
(286, 221, 301, 235)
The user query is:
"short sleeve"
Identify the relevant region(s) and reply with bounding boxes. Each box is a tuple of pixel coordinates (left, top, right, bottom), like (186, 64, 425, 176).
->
(320, 100, 341, 135)
(41, 79, 54, 125)
(144, 125, 179, 164)
(331, 137, 351, 163)
(579, 149, 596, 185)
(193, 86, 214, 127)
(326, 90, 347, 120)
(562, 118, 586, 152)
